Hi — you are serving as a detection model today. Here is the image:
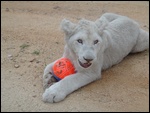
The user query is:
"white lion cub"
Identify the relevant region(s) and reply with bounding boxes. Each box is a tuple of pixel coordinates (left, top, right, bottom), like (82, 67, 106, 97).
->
(42, 13, 149, 103)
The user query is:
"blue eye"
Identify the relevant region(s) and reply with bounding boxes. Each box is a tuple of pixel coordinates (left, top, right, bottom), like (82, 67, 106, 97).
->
(77, 39, 83, 44)
(94, 40, 99, 45)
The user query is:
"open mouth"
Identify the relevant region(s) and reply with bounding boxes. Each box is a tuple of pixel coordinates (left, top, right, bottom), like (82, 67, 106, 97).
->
(78, 60, 92, 68)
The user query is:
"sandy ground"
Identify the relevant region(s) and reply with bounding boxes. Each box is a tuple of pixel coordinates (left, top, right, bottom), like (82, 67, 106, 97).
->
(1, 1, 149, 112)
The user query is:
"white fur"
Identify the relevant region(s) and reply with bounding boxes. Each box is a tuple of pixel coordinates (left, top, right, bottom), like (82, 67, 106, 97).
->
(42, 13, 149, 103)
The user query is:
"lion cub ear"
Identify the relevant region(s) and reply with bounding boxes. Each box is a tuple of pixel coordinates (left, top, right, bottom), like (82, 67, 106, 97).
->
(95, 17, 108, 35)
(61, 19, 76, 36)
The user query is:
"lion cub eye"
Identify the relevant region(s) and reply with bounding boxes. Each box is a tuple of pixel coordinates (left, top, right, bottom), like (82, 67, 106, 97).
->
(77, 39, 83, 44)
(94, 40, 99, 45)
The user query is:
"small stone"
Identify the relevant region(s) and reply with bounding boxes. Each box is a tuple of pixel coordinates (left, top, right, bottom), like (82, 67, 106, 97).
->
(30, 58, 36, 62)
(53, 6, 61, 10)
(8, 54, 13, 60)
(14, 64, 20, 68)
(36, 60, 40, 63)
(32, 95, 37, 98)
(55, 42, 59, 44)
(6, 8, 9, 12)
(8, 54, 12, 58)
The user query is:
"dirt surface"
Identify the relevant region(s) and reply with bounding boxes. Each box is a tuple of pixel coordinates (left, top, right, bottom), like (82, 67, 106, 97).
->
(1, 1, 149, 112)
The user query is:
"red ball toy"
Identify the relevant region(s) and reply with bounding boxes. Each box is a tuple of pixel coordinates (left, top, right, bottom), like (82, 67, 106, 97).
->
(52, 58, 75, 81)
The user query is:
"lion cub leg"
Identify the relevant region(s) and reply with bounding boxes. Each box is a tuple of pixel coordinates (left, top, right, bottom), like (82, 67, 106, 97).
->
(131, 29, 149, 53)
(43, 62, 57, 90)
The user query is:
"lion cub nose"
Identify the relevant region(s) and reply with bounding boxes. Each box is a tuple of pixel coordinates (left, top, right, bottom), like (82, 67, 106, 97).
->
(83, 57, 93, 62)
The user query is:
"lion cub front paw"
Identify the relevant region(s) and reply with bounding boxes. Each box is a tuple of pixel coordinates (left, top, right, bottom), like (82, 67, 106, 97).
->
(43, 72, 57, 90)
(42, 83, 66, 103)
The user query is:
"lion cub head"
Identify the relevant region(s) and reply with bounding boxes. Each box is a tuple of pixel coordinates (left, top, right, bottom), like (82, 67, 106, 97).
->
(61, 18, 107, 69)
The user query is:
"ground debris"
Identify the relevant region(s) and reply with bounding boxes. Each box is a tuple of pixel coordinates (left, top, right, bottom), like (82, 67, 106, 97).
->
(14, 64, 20, 68)
(8, 54, 13, 60)
(5, 8, 9, 12)
(30, 58, 36, 62)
